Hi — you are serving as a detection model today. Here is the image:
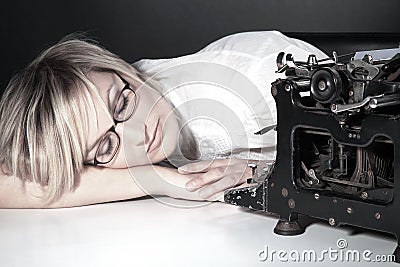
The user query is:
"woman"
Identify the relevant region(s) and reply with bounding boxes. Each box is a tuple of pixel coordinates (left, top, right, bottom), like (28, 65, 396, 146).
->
(0, 31, 327, 208)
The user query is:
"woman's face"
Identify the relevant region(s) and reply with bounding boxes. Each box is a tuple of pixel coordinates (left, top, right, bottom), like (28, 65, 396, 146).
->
(85, 71, 180, 168)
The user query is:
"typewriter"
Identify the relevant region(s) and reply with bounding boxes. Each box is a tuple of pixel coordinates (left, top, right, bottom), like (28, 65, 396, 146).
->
(224, 47, 400, 261)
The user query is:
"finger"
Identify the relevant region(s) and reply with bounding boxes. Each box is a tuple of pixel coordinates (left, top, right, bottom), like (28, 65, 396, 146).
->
(185, 166, 225, 191)
(206, 191, 224, 202)
(178, 158, 241, 174)
(230, 181, 252, 190)
(197, 173, 249, 199)
(185, 161, 253, 191)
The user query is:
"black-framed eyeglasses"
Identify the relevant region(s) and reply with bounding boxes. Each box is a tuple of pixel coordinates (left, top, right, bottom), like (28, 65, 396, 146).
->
(91, 72, 137, 166)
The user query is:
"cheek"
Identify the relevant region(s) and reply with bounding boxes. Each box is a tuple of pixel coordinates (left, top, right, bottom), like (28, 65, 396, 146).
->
(121, 127, 149, 166)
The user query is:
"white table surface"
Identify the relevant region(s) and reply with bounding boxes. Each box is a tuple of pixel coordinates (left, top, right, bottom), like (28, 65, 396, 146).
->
(0, 196, 397, 267)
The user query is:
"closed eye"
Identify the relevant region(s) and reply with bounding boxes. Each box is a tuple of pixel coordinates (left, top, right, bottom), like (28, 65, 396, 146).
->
(115, 95, 129, 115)
(97, 136, 115, 157)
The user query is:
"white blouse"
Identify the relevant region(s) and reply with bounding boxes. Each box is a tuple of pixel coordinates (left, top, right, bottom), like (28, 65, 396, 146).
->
(132, 30, 328, 162)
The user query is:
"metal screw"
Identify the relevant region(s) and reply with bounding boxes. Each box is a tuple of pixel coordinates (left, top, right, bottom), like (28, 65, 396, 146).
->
(318, 80, 327, 91)
(375, 212, 381, 220)
(284, 84, 292, 91)
(347, 207, 353, 214)
(282, 187, 288, 198)
(329, 218, 336, 226)
(314, 193, 320, 200)
(361, 192, 368, 200)
(288, 199, 295, 209)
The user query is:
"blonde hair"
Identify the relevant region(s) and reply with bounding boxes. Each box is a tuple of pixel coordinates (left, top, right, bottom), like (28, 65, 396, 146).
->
(0, 35, 196, 204)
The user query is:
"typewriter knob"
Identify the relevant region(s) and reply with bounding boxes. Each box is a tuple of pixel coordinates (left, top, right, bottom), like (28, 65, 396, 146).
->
(310, 68, 342, 104)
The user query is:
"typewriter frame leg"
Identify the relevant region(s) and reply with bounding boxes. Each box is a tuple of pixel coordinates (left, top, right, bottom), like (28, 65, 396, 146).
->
(273, 213, 305, 236)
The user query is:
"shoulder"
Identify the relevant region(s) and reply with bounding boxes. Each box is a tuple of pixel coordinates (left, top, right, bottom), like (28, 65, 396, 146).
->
(133, 30, 327, 74)
(197, 30, 287, 53)
(133, 31, 283, 68)
(197, 30, 326, 59)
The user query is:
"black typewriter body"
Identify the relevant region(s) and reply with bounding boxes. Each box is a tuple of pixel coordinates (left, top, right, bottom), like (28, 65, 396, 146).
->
(224, 48, 400, 261)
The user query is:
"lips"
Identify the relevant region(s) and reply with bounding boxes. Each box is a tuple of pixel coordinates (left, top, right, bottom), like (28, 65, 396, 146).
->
(147, 118, 162, 153)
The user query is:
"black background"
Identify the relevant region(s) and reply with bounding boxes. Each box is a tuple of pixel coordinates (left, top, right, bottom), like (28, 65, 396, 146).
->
(1, 0, 400, 94)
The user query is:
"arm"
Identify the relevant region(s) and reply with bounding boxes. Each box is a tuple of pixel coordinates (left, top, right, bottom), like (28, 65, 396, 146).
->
(0, 165, 218, 209)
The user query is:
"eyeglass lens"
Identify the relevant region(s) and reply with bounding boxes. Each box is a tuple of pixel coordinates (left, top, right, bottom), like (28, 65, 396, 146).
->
(95, 130, 120, 164)
(113, 88, 136, 122)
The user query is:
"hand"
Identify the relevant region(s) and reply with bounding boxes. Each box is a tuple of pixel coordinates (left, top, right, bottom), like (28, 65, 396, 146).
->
(177, 158, 254, 200)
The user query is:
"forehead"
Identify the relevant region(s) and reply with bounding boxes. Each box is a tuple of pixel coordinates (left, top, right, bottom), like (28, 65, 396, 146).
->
(88, 71, 117, 102)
